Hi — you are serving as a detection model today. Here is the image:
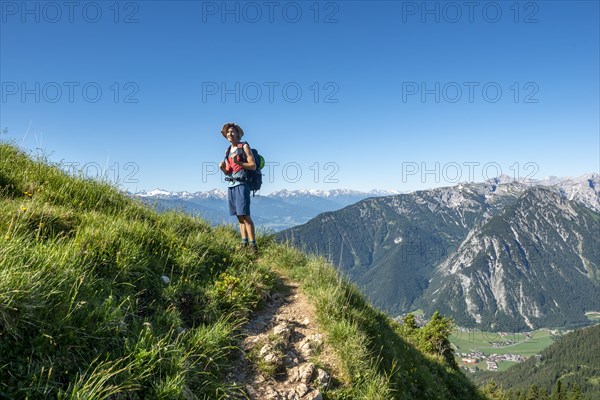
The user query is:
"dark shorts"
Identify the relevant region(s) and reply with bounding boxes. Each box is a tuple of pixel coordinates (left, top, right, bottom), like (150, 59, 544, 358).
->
(228, 184, 251, 216)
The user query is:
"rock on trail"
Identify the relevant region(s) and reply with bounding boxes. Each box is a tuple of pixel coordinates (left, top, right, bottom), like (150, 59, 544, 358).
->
(227, 276, 338, 400)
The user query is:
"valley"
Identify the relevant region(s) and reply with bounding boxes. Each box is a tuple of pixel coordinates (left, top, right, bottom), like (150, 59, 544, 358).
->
(451, 328, 559, 373)
(404, 309, 592, 374)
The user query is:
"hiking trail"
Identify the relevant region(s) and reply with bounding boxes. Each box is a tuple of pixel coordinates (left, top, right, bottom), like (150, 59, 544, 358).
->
(228, 275, 340, 400)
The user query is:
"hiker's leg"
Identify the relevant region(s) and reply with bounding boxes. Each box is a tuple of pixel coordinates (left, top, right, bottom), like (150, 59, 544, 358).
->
(232, 185, 250, 240)
(239, 185, 254, 241)
(240, 215, 255, 242)
(239, 215, 257, 253)
(236, 215, 248, 239)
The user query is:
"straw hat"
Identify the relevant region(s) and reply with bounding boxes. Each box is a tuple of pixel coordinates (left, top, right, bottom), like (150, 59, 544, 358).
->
(221, 122, 244, 138)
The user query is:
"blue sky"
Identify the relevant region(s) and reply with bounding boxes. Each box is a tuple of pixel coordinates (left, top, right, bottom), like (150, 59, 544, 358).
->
(1, 0, 598, 193)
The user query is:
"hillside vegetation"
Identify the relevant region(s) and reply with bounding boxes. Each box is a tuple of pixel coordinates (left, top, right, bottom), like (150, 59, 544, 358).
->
(1, 144, 278, 398)
(476, 324, 600, 400)
(1, 143, 484, 399)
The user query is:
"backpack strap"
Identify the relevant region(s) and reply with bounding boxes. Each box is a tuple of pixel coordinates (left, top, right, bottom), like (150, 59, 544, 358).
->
(238, 142, 248, 162)
(225, 142, 248, 161)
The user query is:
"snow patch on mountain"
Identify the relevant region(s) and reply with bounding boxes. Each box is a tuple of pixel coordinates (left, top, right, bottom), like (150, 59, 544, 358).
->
(137, 188, 172, 197)
(134, 188, 227, 200)
(269, 188, 400, 199)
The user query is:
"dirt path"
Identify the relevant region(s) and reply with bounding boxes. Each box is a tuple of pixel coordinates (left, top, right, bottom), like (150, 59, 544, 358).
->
(228, 275, 339, 400)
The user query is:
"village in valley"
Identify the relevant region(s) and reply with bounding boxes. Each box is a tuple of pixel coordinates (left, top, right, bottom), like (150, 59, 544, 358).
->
(452, 329, 555, 373)
(399, 312, 600, 373)
(458, 350, 528, 373)
(397, 312, 558, 373)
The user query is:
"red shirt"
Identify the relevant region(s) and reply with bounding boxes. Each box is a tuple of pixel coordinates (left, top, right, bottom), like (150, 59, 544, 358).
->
(226, 144, 246, 176)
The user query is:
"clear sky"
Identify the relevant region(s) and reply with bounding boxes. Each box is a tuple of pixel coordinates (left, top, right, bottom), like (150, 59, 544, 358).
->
(1, 0, 598, 194)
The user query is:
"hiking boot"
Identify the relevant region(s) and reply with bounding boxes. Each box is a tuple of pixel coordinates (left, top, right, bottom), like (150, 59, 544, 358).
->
(238, 242, 248, 250)
(248, 244, 258, 255)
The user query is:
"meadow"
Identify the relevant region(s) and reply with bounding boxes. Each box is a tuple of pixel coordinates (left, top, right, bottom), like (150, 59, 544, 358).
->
(451, 329, 557, 357)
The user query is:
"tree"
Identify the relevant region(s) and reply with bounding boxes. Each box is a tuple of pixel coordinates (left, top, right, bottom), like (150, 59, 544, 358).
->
(421, 311, 457, 368)
(551, 380, 566, 400)
(569, 384, 582, 400)
(526, 384, 540, 400)
(481, 381, 507, 400)
(403, 313, 418, 330)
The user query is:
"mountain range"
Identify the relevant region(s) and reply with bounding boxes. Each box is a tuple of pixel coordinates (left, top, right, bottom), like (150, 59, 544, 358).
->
(131, 188, 400, 231)
(277, 174, 600, 331)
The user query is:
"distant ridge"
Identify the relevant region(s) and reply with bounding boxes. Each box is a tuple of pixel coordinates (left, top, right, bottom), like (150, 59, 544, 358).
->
(131, 188, 401, 231)
(277, 174, 600, 330)
(133, 188, 401, 199)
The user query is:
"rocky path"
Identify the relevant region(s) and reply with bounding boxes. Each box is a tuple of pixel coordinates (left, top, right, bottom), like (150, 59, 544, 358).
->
(228, 276, 338, 400)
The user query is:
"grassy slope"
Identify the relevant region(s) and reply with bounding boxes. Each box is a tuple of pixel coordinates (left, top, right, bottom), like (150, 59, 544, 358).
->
(261, 247, 486, 399)
(0, 143, 485, 399)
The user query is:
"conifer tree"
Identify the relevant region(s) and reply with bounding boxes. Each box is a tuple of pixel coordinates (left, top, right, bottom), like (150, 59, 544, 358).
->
(526, 384, 540, 400)
(481, 381, 507, 400)
(551, 380, 566, 400)
(569, 384, 582, 400)
(540, 387, 549, 400)
(403, 313, 418, 330)
(421, 311, 457, 368)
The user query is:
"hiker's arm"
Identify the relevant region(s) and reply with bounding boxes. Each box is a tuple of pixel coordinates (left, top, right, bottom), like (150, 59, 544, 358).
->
(219, 160, 231, 175)
(233, 144, 256, 170)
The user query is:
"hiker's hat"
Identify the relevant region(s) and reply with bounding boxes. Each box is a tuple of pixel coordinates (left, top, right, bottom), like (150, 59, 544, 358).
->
(221, 122, 244, 138)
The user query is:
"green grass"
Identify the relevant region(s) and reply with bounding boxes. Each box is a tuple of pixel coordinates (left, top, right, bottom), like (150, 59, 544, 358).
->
(1, 143, 489, 399)
(497, 361, 520, 372)
(260, 245, 487, 399)
(0, 143, 274, 399)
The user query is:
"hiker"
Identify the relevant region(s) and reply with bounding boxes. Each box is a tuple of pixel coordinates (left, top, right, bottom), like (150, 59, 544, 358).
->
(219, 122, 258, 253)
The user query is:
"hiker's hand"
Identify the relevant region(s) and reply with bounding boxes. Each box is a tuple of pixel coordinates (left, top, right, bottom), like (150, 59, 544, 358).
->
(232, 156, 243, 166)
(219, 160, 228, 172)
